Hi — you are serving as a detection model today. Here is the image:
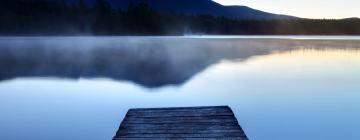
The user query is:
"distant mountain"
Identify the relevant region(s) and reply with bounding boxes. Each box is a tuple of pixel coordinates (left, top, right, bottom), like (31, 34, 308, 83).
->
(66, 0, 297, 20)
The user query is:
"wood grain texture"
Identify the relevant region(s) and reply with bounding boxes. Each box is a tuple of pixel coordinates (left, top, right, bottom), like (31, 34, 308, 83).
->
(113, 106, 248, 140)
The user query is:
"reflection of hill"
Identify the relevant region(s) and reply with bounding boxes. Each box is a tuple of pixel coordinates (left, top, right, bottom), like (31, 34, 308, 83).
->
(0, 37, 359, 88)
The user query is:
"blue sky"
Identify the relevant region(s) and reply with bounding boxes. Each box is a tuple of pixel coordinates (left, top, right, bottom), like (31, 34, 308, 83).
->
(213, 0, 359, 19)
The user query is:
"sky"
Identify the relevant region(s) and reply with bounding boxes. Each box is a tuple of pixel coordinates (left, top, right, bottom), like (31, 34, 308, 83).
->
(213, 0, 359, 19)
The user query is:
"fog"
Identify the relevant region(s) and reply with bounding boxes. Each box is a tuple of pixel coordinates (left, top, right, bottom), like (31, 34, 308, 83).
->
(1, 36, 359, 88)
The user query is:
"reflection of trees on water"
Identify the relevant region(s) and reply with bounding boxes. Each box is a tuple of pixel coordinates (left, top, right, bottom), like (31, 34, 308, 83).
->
(0, 38, 359, 88)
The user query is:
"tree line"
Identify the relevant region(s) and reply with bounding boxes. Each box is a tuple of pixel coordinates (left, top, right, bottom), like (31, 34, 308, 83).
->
(1, 0, 360, 35)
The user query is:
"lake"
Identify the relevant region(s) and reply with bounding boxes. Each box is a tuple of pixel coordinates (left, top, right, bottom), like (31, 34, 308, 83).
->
(0, 36, 359, 140)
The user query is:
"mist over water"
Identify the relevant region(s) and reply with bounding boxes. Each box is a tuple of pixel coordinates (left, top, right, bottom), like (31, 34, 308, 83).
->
(0, 37, 359, 140)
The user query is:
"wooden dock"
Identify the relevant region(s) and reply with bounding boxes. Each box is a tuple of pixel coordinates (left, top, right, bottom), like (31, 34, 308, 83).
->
(113, 106, 248, 140)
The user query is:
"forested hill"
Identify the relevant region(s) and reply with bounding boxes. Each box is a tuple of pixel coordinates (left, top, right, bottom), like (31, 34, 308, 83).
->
(0, 0, 360, 35)
(63, 0, 296, 20)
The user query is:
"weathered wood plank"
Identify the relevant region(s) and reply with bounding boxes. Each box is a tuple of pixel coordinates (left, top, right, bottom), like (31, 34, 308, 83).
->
(129, 106, 230, 112)
(123, 119, 237, 124)
(128, 107, 231, 113)
(114, 137, 248, 140)
(120, 123, 241, 130)
(126, 112, 234, 118)
(122, 116, 238, 124)
(126, 111, 232, 115)
(113, 106, 248, 140)
(117, 129, 244, 134)
(124, 116, 236, 121)
(118, 133, 246, 138)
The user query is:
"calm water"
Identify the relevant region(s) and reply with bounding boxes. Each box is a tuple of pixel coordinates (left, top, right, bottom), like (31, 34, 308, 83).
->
(0, 37, 359, 140)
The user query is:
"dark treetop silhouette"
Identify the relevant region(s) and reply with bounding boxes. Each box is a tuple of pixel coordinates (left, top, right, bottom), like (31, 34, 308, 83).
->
(1, 0, 360, 35)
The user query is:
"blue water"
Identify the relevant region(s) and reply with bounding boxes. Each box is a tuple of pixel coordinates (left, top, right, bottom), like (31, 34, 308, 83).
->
(0, 37, 359, 140)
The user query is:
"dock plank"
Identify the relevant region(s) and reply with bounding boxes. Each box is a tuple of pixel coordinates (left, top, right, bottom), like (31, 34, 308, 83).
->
(113, 106, 248, 140)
